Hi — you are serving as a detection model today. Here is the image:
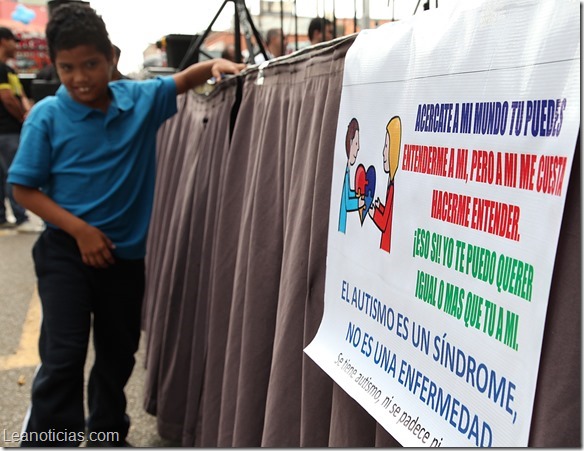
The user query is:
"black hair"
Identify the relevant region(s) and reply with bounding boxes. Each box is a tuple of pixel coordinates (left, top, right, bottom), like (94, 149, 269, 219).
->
(46, 2, 113, 64)
(308, 17, 332, 42)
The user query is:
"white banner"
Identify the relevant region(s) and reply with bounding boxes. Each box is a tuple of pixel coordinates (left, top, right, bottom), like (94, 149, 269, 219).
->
(304, 0, 580, 447)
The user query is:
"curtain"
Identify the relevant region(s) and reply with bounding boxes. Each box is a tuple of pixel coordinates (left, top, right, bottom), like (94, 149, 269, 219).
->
(142, 85, 239, 440)
(142, 36, 580, 447)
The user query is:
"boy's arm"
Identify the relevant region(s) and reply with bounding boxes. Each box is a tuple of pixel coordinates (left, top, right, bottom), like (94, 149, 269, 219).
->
(172, 58, 246, 95)
(13, 185, 116, 268)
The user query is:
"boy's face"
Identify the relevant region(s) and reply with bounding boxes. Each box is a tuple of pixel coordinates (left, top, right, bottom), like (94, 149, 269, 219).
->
(54, 44, 113, 111)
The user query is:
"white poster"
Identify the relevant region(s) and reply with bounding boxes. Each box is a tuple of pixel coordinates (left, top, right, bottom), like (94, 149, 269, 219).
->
(304, 0, 580, 447)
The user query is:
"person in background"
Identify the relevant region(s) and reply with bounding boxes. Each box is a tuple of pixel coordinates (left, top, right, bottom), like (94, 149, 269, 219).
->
(221, 43, 237, 62)
(111, 44, 129, 80)
(253, 28, 288, 64)
(308, 17, 334, 45)
(265, 28, 288, 58)
(35, 62, 59, 81)
(0, 26, 35, 231)
(9, 2, 245, 446)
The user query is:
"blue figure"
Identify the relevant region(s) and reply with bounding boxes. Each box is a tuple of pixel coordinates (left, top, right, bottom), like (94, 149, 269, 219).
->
(339, 117, 364, 233)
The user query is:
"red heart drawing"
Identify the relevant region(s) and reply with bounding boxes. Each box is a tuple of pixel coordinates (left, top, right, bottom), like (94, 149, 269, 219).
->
(354, 163, 377, 225)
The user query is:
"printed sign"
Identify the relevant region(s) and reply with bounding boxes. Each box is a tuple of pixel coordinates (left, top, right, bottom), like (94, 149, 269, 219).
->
(304, 0, 580, 446)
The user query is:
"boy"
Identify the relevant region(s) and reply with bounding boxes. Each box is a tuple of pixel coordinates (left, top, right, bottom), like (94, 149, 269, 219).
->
(8, 3, 245, 447)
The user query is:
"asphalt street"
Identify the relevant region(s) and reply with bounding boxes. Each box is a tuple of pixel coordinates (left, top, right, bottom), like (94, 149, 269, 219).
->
(0, 212, 178, 447)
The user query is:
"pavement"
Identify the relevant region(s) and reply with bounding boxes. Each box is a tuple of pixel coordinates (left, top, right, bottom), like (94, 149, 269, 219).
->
(0, 209, 179, 448)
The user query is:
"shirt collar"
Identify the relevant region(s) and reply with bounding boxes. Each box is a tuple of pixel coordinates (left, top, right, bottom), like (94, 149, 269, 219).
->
(56, 82, 134, 121)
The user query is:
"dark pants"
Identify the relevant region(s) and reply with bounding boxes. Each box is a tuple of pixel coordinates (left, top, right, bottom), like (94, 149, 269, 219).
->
(21, 228, 144, 447)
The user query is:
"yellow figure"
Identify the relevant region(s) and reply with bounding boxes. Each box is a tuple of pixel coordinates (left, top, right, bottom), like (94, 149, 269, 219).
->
(368, 116, 401, 252)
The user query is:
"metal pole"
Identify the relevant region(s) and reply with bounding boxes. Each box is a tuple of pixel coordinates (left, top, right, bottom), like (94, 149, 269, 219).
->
(239, 0, 268, 61)
(234, 1, 242, 63)
(178, 0, 229, 70)
(294, 0, 298, 50)
(354, 0, 357, 33)
(414, 0, 422, 14)
(361, 0, 370, 31)
(321, 0, 325, 42)
(280, 0, 285, 55)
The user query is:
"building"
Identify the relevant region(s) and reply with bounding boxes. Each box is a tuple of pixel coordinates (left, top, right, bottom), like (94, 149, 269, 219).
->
(0, 0, 50, 74)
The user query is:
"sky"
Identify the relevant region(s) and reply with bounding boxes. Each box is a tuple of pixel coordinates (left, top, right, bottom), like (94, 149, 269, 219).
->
(88, 0, 460, 75)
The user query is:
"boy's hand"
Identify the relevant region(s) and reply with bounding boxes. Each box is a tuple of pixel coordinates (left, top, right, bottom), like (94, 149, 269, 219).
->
(74, 224, 116, 268)
(10, 185, 116, 268)
(210, 58, 247, 81)
(174, 58, 247, 94)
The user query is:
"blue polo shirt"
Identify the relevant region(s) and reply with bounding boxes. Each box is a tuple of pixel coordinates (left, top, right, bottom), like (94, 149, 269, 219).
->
(8, 76, 178, 259)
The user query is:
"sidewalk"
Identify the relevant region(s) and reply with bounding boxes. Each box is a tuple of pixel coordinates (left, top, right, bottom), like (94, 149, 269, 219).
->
(0, 209, 178, 447)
